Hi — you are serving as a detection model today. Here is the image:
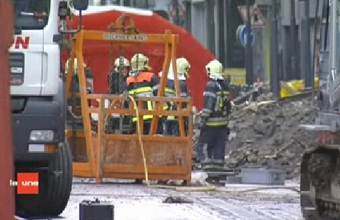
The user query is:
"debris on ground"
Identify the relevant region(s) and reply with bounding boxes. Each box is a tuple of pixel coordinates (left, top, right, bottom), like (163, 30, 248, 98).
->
(163, 196, 193, 204)
(225, 93, 318, 179)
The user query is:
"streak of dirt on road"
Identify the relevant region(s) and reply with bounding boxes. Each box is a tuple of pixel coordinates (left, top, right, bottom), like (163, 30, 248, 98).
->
(55, 178, 304, 220)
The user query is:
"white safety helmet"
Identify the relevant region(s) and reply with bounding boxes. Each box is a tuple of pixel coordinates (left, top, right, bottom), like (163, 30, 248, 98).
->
(130, 53, 151, 75)
(205, 59, 224, 80)
(65, 58, 86, 75)
(176, 57, 191, 78)
(114, 56, 130, 72)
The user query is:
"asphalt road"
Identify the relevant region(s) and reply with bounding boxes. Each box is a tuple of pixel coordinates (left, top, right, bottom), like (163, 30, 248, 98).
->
(54, 178, 303, 220)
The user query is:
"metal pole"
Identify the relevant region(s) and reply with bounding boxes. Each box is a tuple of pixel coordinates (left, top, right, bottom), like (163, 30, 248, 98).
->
(206, 0, 215, 54)
(330, 0, 338, 70)
(218, 0, 226, 65)
(174, 0, 180, 25)
(245, 0, 253, 85)
(184, 0, 192, 32)
(312, 0, 321, 105)
(271, 0, 280, 98)
(300, 0, 307, 86)
(0, 0, 15, 219)
(120, 0, 124, 6)
(290, 0, 298, 80)
(305, 0, 312, 89)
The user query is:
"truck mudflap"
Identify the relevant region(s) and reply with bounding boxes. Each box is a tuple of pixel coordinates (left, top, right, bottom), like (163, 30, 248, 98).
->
(12, 96, 65, 162)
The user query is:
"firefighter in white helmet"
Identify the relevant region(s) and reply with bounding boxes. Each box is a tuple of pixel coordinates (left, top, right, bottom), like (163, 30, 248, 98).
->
(197, 59, 231, 171)
(126, 53, 163, 135)
(105, 56, 131, 132)
(160, 57, 191, 136)
(108, 56, 130, 94)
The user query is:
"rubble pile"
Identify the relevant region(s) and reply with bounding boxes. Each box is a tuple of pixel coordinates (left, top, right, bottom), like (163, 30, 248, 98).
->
(226, 93, 318, 179)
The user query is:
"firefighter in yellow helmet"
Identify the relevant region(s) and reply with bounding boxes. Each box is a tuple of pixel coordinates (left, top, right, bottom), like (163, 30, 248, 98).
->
(126, 53, 162, 135)
(197, 59, 231, 171)
(161, 57, 191, 136)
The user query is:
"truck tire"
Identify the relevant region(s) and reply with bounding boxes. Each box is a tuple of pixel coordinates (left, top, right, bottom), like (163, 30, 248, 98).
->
(16, 141, 73, 217)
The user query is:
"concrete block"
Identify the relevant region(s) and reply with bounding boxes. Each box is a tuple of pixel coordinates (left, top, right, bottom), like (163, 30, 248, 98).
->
(240, 168, 286, 185)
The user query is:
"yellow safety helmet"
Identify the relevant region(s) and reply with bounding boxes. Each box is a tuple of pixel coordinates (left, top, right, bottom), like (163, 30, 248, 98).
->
(176, 57, 191, 78)
(205, 59, 224, 80)
(130, 53, 151, 72)
(65, 58, 86, 75)
(114, 56, 130, 72)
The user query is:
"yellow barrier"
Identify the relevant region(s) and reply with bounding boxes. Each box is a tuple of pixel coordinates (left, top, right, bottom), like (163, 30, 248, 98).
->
(280, 78, 319, 98)
(223, 69, 246, 85)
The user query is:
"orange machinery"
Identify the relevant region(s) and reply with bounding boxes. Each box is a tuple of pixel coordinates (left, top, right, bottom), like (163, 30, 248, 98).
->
(65, 15, 193, 184)
(0, 0, 15, 219)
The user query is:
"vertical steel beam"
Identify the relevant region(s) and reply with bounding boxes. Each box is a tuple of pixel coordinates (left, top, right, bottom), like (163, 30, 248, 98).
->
(0, 0, 15, 219)
(270, 0, 280, 98)
(245, 0, 254, 85)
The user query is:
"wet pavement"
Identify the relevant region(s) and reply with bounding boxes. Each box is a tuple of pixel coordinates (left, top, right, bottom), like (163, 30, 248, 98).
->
(54, 178, 303, 220)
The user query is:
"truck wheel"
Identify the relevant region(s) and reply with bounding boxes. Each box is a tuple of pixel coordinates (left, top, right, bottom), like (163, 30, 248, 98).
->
(16, 141, 73, 217)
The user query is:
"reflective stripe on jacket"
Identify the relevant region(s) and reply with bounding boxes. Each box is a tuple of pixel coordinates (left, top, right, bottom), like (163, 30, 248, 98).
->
(126, 72, 159, 122)
(165, 79, 189, 121)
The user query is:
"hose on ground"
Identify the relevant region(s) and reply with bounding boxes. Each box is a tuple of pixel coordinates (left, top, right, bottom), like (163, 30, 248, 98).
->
(127, 95, 300, 194)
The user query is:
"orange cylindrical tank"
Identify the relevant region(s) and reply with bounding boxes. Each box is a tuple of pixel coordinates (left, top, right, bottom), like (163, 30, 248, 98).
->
(0, 0, 15, 219)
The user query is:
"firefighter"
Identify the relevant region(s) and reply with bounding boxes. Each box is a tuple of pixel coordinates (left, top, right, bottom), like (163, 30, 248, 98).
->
(162, 57, 191, 136)
(108, 56, 130, 94)
(197, 59, 231, 171)
(126, 53, 162, 135)
(65, 58, 92, 94)
(105, 56, 131, 132)
(65, 57, 94, 131)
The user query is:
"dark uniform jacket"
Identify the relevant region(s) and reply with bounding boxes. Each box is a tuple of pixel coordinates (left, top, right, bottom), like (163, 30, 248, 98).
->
(108, 71, 127, 94)
(165, 79, 189, 120)
(126, 71, 159, 122)
(201, 79, 231, 127)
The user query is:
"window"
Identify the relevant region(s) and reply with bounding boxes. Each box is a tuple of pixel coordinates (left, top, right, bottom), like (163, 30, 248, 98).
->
(13, 0, 50, 30)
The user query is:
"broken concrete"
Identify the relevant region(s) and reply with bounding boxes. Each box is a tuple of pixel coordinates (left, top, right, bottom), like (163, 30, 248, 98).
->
(226, 93, 318, 179)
